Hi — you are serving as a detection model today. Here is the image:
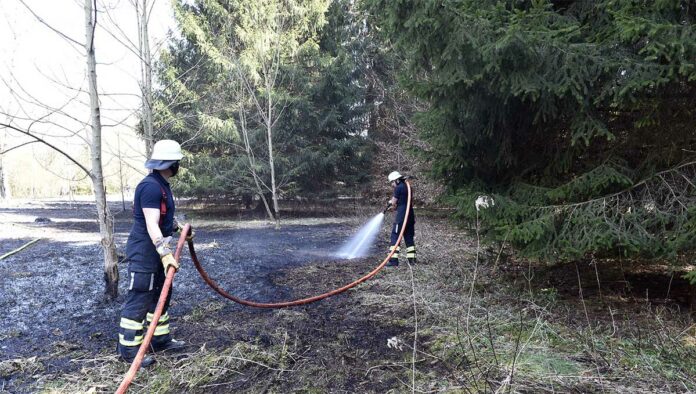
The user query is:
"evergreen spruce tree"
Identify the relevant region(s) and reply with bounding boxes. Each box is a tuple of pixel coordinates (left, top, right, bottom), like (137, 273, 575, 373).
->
(366, 0, 696, 266)
(154, 0, 372, 209)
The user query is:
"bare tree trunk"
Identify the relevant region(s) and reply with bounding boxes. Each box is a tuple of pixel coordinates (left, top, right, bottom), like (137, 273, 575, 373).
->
(117, 131, 126, 211)
(0, 158, 7, 199)
(0, 154, 10, 200)
(85, 0, 119, 300)
(266, 80, 280, 229)
(238, 104, 275, 221)
(136, 0, 154, 158)
(256, 191, 273, 218)
(0, 137, 9, 200)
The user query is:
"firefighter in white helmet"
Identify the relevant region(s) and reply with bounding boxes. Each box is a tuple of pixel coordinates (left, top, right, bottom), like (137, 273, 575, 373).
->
(385, 171, 416, 266)
(117, 140, 190, 366)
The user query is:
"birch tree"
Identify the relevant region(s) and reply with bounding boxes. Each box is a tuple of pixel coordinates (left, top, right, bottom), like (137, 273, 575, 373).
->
(158, 0, 329, 227)
(99, 0, 161, 158)
(221, 3, 294, 228)
(0, 0, 120, 299)
(84, 0, 119, 299)
(135, 0, 154, 157)
(0, 135, 10, 199)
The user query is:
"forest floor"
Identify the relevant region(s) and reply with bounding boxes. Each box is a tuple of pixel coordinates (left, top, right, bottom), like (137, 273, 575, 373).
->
(1, 199, 695, 393)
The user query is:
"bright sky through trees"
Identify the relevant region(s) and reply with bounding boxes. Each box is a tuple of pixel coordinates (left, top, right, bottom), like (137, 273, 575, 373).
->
(0, 0, 173, 118)
(0, 0, 175, 196)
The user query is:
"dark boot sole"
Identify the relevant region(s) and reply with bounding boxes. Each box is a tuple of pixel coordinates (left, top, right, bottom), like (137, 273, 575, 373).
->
(151, 342, 187, 353)
(119, 355, 156, 368)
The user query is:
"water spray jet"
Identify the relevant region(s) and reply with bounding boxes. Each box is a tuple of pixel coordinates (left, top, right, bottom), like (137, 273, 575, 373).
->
(336, 212, 385, 259)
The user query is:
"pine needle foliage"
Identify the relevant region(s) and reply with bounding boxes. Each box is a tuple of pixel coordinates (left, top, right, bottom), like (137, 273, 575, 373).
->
(154, 0, 372, 199)
(365, 0, 696, 264)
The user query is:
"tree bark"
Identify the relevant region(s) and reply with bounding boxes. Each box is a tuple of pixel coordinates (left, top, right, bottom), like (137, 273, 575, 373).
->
(136, 0, 154, 158)
(238, 102, 275, 222)
(266, 79, 280, 229)
(117, 131, 126, 211)
(0, 136, 9, 199)
(0, 156, 7, 199)
(85, 0, 119, 300)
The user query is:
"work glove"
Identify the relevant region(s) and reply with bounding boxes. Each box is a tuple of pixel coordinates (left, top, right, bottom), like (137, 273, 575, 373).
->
(176, 221, 195, 241)
(154, 236, 179, 272)
(161, 253, 179, 273)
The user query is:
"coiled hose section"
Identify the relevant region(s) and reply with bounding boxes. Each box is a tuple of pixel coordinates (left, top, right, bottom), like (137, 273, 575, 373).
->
(116, 181, 411, 392)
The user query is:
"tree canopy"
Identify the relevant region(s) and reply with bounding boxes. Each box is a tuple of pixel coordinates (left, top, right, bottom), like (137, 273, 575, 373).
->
(146, 0, 696, 268)
(154, 0, 373, 203)
(365, 0, 696, 263)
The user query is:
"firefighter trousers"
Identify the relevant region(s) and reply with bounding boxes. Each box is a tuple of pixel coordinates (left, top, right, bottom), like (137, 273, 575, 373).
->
(118, 269, 174, 350)
(389, 220, 416, 262)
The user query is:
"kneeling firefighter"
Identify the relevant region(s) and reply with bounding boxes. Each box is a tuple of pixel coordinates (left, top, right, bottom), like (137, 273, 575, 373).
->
(385, 171, 416, 267)
(117, 139, 191, 366)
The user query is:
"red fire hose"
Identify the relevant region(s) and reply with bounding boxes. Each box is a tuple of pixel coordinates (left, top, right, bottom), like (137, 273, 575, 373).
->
(116, 181, 411, 392)
(188, 180, 412, 307)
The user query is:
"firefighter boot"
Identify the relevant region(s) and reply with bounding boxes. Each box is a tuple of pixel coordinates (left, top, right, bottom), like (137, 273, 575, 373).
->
(117, 343, 155, 367)
(146, 312, 186, 352)
(387, 245, 400, 267)
(151, 334, 186, 352)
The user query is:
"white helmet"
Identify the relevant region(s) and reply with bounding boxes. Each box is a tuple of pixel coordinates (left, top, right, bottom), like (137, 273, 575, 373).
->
(388, 171, 403, 183)
(151, 140, 183, 160)
(145, 140, 183, 170)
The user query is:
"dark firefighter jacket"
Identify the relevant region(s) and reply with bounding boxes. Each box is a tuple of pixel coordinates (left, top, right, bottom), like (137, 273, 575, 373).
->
(125, 172, 175, 273)
(393, 181, 415, 224)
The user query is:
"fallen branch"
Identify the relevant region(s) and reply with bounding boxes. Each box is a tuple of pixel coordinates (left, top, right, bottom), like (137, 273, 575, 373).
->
(0, 238, 41, 261)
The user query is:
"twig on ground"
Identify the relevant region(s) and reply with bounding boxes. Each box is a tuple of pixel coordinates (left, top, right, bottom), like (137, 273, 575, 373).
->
(485, 310, 499, 368)
(364, 359, 427, 376)
(592, 259, 603, 303)
(491, 230, 510, 274)
(665, 271, 675, 301)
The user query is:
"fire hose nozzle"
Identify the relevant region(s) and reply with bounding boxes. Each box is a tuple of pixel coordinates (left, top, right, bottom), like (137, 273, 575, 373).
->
(382, 202, 392, 214)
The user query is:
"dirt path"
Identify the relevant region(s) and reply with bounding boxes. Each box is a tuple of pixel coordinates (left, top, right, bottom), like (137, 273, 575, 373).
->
(1, 200, 695, 393)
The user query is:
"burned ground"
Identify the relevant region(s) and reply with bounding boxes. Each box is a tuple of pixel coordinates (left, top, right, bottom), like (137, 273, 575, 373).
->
(1, 200, 696, 393)
(0, 202, 368, 360)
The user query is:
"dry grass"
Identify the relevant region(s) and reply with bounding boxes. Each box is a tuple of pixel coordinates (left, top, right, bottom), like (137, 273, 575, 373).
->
(40, 340, 296, 393)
